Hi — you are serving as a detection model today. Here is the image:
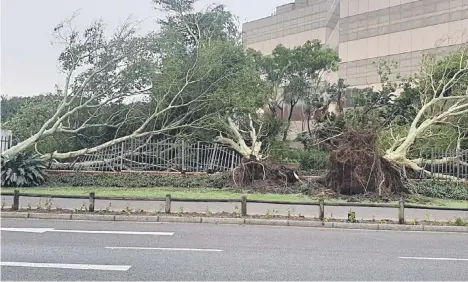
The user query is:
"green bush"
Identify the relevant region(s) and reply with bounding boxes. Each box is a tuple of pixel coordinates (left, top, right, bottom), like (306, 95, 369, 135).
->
(46, 172, 230, 189)
(269, 141, 330, 172)
(269, 142, 303, 164)
(410, 181, 468, 201)
(1, 152, 47, 187)
(299, 149, 330, 171)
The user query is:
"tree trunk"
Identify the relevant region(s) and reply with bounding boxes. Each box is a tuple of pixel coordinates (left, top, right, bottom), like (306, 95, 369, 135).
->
(282, 104, 295, 141)
(1, 128, 55, 159)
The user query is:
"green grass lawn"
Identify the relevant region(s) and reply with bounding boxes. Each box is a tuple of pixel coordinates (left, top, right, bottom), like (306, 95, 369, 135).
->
(1, 186, 467, 208)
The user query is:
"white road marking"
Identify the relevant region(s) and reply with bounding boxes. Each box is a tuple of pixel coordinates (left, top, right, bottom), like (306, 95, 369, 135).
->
(50, 229, 174, 236)
(0, 228, 53, 233)
(0, 262, 131, 271)
(106, 246, 224, 252)
(399, 257, 468, 261)
(0, 227, 173, 236)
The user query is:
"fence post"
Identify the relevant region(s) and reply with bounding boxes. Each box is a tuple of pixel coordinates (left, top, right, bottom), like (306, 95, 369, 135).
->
(181, 140, 185, 171)
(12, 190, 20, 211)
(88, 192, 95, 212)
(120, 142, 125, 171)
(165, 194, 171, 214)
(196, 142, 200, 172)
(241, 194, 247, 216)
(319, 199, 325, 221)
(398, 198, 405, 224)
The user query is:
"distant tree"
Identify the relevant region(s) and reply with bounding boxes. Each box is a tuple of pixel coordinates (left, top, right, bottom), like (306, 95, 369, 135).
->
(250, 40, 340, 141)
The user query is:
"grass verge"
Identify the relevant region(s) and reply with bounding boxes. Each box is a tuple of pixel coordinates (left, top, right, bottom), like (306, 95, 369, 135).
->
(1, 186, 467, 208)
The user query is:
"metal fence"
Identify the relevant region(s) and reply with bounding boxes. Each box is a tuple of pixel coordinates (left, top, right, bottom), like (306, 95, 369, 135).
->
(60, 136, 242, 172)
(414, 148, 468, 181)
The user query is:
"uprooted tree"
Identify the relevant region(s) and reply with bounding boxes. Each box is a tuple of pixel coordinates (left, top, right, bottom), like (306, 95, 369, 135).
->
(382, 45, 468, 180)
(214, 112, 301, 188)
(325, 44, 468, 196)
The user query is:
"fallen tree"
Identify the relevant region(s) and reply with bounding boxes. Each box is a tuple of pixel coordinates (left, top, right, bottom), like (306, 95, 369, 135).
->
(215, 113, 300, 187)
(1, 2, 266, 169)
(383, 45, 468, 181)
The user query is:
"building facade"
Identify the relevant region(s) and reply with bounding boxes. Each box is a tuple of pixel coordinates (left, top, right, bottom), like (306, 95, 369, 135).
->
(242, 0, 468, 137)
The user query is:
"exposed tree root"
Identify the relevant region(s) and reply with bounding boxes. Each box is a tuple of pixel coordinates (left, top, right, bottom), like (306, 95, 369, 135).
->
(325, 128, 408, 196)
(231, 155, 301, 191)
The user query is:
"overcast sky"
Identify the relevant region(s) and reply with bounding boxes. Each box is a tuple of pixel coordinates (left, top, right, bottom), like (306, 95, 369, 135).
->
(0, 0, 291, 97)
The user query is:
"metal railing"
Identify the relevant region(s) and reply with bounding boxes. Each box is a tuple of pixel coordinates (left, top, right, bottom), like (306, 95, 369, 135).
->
(2, 190, 467, 224)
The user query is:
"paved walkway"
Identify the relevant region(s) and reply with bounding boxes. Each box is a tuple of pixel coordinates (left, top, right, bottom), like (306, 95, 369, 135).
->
(2, 196, 467, 222)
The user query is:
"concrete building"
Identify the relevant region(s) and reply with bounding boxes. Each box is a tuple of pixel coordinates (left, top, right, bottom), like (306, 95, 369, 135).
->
(243, 0, 468, 88)
(339, 0, 468, 90)
(242, 0, 468, 137)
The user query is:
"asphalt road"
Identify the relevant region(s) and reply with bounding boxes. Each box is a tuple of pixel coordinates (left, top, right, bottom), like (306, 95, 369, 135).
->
(1, 218, 468, 281)
(2, 195, 468, 221)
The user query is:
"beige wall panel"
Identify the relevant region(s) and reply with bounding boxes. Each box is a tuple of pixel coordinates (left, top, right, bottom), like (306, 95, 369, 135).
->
(344, 0, 420, 17)
(410, 28, 424, 51)
(399, 30, 413, 53)
(367, 36, 379, 58)
(346, 40, 359, 61)
(245, 27, 327, 55)
(448, 19, 468, 44)
(358, 0, 369, 14)
(401, 0, 419, 4)
(341, 0, 349, 17)
(388, 32, 401, 54)
(349, 0, 359, 17)
(368, 0, 380, 13)
(342, 19, 468, 62)
(378, 33, 390, 57)
(378, 0, 390, 10)
(389, 0, 401, 7)
(340, 42, 349, 61)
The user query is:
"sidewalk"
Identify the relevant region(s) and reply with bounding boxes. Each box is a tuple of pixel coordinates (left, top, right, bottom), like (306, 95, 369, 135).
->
(2, 196, 467, 222)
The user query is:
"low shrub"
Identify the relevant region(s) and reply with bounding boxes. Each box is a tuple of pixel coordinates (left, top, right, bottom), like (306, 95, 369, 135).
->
(1, 152, 47, 187)
(269, 142, 330, 172)
(410, 180, 468, 201)
(45, 171, 230, 189)
(299, 149, 330, 171)
(269, 143, 303, 164)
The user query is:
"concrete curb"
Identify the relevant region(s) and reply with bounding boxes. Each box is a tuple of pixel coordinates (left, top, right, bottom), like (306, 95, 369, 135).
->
(114, 215, 160, 222)
(1, 212, 467, 233)
(1, 212, 29, 218)
(71, 214, 116, 221)
(28, 212, 72, 220)
(201, 217, 245, 225)
(159, 216, 202, 223)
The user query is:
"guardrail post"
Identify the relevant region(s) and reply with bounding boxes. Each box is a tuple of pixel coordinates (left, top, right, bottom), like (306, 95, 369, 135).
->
(241, 194, 247, 216)
(165, 194, 171, 214)
(319, 199, 325, 221)
(89, 192, 95, 212)
(12, 190, 20, 210)
(398, 198, 405, 224)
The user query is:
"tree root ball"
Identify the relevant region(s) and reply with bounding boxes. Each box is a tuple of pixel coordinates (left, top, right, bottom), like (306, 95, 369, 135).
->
(325, 128, 407, 196)
(231, 155, 300, 190)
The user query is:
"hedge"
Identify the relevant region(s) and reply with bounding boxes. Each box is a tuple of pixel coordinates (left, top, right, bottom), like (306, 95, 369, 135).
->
(410, 180, 468, 201)
(46, 172, 231, 189)
(44, 172, 468, 201)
